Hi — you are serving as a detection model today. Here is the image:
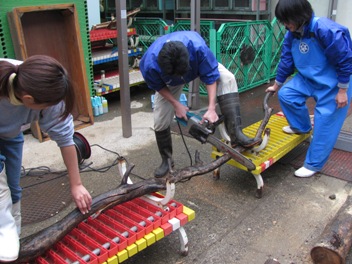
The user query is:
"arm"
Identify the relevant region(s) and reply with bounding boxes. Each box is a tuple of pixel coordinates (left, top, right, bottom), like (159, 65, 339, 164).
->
(158, 87, 189, 120)
(266, 32, 294, 94)
(316, 20, 352, 87)
(265, 80, 282, 94)
(38, 104, 92, 213)
(315, 20, 352, 108)
(60, 145, 92, 214)
(201, 82, 218, 123)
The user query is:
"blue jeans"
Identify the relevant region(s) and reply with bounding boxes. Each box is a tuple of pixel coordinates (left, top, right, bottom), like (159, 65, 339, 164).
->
(0, 133, 24, 203)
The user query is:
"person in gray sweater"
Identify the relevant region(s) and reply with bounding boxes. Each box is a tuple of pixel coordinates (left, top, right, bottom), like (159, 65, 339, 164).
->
(0, 55, 92, 262)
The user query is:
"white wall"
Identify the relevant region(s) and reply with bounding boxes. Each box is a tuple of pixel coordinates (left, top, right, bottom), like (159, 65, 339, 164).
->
(309, 0, 330, 18)
(87, 0, 101, 29)
(335, 0, 352, 32)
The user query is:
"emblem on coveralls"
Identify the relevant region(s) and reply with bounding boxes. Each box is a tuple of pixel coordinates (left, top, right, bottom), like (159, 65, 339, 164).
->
(299, 42, 309, 54)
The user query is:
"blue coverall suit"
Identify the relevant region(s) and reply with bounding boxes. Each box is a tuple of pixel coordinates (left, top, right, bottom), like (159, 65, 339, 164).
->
(276, 16, 352, 172)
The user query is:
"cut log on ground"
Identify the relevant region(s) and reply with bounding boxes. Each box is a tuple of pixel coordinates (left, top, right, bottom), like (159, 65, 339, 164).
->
(311, 195, 352, 264)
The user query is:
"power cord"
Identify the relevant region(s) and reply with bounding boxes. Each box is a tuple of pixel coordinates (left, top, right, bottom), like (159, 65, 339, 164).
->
(175, 120, 196, 183)
(176, 120, 193, 166)
(21, 144, 147, 189)
(21, 123, 195, 190)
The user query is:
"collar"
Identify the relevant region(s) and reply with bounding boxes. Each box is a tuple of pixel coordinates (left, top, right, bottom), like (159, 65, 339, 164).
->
(8, 73, 23, 106)
(291, 15, 315, 39)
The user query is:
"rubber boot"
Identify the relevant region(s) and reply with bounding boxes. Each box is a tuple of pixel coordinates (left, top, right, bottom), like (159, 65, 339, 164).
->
(218, 93, 261, 148)
(154, 127, 173, 178)
(0, 165, 20, 262)
(12, 201, 21, 236)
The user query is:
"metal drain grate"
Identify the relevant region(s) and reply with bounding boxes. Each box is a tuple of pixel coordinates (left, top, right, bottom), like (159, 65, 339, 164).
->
(281, 141, 352, 182)
(20, 173, 71, 225)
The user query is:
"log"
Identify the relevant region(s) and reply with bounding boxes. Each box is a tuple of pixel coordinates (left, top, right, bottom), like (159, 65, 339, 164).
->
(311, 195, 352, 264)
(15, 91, 276, 263)
(16, 152, 231, 263)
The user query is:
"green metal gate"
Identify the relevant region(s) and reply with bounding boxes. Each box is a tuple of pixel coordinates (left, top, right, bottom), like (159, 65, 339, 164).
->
(216, 20, 272, 92)
(133, 17, 170, 55)
(270, 17, 286, 79)
(170, 20, 217, 53)
(133, 17, 286, 94)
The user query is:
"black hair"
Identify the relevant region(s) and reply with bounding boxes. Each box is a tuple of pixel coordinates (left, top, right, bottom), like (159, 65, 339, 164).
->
(275, 0, 313, 28)
(157, 41, 190, 76)
(0, 55, 74, 119)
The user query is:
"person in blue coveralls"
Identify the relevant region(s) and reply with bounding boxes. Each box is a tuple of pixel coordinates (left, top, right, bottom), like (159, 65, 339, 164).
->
(140, 31, 261, 178)
(266, 0, 352, 177)
(0, 55, 92, 262)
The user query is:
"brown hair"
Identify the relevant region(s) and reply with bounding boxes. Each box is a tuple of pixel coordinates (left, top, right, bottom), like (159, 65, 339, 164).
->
(0, 55, 75, 119)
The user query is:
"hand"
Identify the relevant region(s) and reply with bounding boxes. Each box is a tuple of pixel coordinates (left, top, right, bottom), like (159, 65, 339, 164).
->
(174, 102, 189, 120)
(336, 89, 348, 108)
(265, 85, 278, 94)
(265, 80, 282, 94)
(71, 184, 92, 214)
(201, 108, 219, 124)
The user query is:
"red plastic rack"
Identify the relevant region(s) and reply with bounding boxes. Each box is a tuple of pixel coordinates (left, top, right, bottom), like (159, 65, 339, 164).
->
(34, 193, 195, 263)
(90, 28, 137, 42)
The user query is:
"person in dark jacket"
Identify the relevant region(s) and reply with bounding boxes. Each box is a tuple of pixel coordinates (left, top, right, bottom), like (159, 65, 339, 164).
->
(266, 0, 352, 177)
(140, 31, 260, 178)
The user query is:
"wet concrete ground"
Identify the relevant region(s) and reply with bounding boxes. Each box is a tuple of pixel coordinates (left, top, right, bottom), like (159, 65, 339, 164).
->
(21, 83, 352, 264)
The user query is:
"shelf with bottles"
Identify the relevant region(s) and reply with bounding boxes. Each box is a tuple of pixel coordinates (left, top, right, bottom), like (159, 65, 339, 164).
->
(92, 44, 143, 65)
(90, 7, 144, 97)
(93, 68, 145, 96)
(91, 43, 144, 96)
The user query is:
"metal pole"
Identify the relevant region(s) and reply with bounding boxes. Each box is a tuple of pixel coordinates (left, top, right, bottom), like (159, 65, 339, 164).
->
(116, 0, 132, 138)
(329, 0, 338, 21)
(189, 0, 201, 110)
(190, 0, 200, 32)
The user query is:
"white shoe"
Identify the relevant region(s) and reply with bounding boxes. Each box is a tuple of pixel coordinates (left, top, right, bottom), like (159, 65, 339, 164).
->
(282, 126, 298, 134)
(294, 167, 317, 178)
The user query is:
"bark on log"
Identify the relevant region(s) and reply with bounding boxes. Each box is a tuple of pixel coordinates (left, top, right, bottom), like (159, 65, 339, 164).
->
(311, 195, 352, 264)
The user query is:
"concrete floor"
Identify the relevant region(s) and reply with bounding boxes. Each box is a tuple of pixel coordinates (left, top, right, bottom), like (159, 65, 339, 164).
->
(20, 83, 352, 264)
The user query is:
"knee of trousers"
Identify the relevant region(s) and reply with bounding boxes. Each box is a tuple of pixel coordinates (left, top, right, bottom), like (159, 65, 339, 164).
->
(217, 73, 238, 95)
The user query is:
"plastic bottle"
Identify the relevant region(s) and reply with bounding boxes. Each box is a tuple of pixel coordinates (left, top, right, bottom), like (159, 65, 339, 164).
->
(99, 70, 105, 87)
(102, 97, 108, 113)
(91, 97, 99, 117)
(96, 96, 103, 115)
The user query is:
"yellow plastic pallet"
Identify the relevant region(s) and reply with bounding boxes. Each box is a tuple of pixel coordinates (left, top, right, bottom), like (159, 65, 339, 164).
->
(211, 114, 311, 197)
